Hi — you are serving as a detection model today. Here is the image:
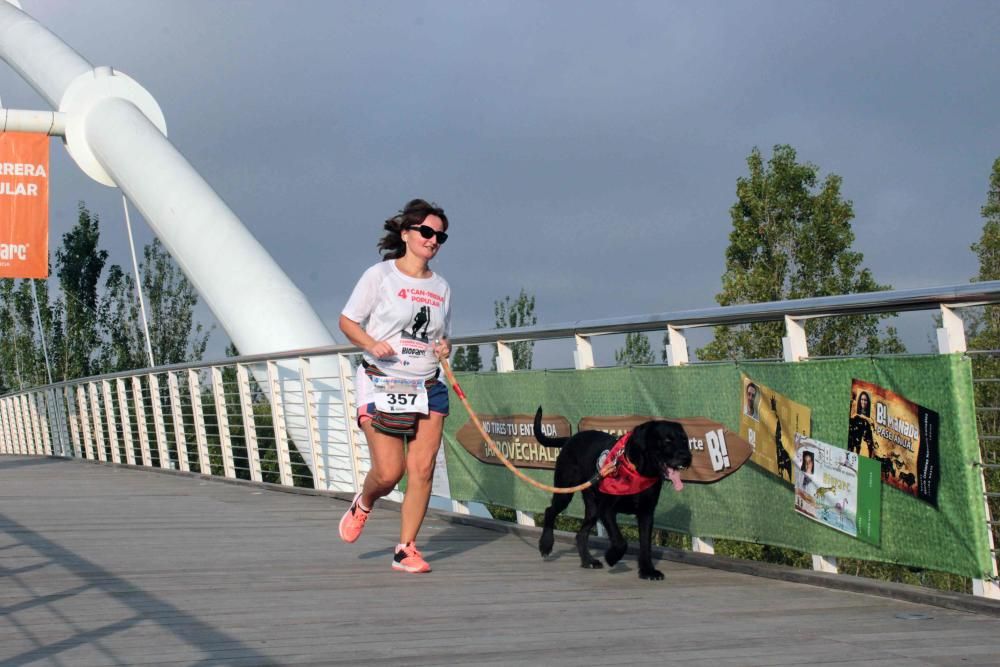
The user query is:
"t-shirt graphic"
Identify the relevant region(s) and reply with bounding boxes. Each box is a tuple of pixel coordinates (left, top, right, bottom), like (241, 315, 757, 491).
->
(410, 305, 431, 340)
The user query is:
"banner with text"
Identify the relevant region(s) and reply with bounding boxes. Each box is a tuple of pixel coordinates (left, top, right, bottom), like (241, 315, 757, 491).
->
(0, 132, 49, 278)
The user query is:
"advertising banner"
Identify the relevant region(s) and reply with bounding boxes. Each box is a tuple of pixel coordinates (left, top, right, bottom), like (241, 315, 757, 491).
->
(739, 373, 811, 484)
(849, 379, 939, 506)
(793, 435, 881, 545)
(0, 132, 49, 278)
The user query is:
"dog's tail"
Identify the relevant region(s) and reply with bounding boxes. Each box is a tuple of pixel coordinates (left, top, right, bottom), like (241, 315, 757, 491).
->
(534, 406, 569, 448)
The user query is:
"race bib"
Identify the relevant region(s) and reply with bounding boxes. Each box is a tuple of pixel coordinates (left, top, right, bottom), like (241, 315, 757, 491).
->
(371, 376, 429, 414)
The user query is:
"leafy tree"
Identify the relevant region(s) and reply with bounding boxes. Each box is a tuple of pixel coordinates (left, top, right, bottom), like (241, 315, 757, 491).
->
(615, 332, 655, 365)
(699, 145, 904, 361)
(97, 238, 210, 373)
(451, 344, 483, 372)
(55, 203, 108, 380)
(492, 289, 536, 370)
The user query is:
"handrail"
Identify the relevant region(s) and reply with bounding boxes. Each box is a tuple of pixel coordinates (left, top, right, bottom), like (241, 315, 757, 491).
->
(4, 278, 999, 397)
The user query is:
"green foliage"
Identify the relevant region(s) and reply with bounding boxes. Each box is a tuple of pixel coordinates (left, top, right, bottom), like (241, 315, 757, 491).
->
(699, 145, 904, 361)
(55, 203, 108, 379)
(615, 332, 655, 366)
(451, 344, 483, 372)
(493, 288, 537, 370)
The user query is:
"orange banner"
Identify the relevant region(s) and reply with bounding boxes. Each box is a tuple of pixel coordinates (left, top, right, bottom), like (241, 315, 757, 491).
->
(0, 132, 49, 278)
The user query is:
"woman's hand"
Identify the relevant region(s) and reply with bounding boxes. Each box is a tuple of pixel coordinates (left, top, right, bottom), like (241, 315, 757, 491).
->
(432, 338, 451, 361)
(367, 340, 397, 359)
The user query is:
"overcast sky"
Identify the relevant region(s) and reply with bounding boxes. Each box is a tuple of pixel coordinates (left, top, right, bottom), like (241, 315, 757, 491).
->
(3, 1, 999, 364)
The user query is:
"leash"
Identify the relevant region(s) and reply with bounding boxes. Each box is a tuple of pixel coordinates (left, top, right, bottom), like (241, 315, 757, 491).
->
(439, 357, 616, 495)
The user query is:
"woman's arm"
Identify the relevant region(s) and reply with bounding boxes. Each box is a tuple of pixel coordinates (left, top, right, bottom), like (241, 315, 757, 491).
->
(339, 314, 396, 359)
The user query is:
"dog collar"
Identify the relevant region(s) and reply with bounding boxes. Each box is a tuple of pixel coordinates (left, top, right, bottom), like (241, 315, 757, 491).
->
(597, 432, 659, 496)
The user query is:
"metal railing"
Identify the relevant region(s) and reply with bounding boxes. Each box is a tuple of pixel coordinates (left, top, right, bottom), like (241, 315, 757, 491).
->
(2, 279, 1000, 598)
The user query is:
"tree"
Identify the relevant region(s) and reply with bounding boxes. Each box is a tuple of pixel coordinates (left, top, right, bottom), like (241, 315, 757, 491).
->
(451, 344, 483, 372)
(968, 157, 1000, 342)
(97, 238, 210, 372)
(55, 203, 108, 380)
(699, 145, 904, 361)
(493, 289, 537, 370)
(615, 332, 655, 366)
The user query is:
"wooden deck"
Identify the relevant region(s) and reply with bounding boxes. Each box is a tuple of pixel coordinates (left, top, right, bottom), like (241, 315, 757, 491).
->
(2, 455, 1000, 666)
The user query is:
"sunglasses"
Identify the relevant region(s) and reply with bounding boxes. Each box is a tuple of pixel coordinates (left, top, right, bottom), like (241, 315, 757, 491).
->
(407, 224, 448, 244)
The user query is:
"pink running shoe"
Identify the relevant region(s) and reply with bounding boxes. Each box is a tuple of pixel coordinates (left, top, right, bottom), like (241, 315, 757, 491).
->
(338, 492, 370, 543)
(392, 542, 431, 573)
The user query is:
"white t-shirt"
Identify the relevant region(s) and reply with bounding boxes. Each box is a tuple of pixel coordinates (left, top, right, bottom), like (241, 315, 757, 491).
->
(342, 260, 451, 380)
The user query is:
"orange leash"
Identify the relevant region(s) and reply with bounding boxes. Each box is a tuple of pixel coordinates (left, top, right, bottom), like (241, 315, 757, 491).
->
(440, 357, 615, 495)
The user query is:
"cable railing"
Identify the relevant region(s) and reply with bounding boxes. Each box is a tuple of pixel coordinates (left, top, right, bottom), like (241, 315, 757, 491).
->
(2, 279, 1000, 599)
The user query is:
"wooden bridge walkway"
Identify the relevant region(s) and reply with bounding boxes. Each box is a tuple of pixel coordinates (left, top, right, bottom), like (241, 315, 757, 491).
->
(2, 455, 1000, 666)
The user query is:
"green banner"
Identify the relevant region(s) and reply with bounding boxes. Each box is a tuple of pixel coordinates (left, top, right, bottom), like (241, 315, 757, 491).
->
(441, 356, 992, 579)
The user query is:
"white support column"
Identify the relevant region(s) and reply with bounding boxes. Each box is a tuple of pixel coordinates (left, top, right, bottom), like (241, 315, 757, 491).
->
(64, 387, 82, 458)
(236, 363, 263, 483)
(574, 334, 595, 370)
(267, 360, 294, 487)
(89, 383, 107, 462)
(188, 369, 211, 474)
(298, 358, 327, 490)
(937, 304, 968, 354)
(782, 315, 809, 363)
(210, 366, 236, 479)
(665, 325, 689, 366)
(134, 376, 153, 467)
(116, 379, 135, 465)
(76, 386, 95, 460)
(496, 341, 515, 373)
(166, 372, 189, 471)
(101, 380, 121, 464)
(692, 537, 715, 554)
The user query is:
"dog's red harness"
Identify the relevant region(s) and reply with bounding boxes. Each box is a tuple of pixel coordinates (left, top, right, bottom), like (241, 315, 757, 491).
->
(597, 433, 659, 496)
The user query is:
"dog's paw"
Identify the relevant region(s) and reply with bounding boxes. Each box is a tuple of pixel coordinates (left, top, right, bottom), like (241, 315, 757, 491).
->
(638, 568, 664, 581)
(604, 545, 627, 566)
(581, 559, 604, 569)
(538, 532, 554, 557)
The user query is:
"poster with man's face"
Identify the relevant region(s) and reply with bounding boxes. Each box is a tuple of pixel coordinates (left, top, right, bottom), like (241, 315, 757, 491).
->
(739, 374, 811, 484)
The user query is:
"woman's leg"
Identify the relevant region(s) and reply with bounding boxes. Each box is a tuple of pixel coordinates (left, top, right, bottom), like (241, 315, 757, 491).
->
(399, 412, 445, 544)
(359, 421, 406, 509)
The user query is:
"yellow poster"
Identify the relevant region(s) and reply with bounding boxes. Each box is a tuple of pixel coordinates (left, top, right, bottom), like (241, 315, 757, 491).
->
(739, 374, 811, 484)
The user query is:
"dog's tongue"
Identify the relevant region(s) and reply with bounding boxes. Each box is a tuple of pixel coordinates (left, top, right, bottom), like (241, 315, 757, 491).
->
(666, 467, 684, 491)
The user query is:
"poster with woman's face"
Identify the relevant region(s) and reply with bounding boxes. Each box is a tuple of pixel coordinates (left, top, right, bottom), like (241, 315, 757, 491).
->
(739, 374, 811, 484)
(849, 379, 939, 507)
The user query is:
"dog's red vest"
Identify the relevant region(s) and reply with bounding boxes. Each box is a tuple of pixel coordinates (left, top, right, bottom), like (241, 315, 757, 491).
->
(597, 433, 659, 496)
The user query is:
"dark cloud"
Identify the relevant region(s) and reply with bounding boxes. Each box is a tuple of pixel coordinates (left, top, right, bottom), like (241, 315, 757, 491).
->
(3, 0, 998, 362)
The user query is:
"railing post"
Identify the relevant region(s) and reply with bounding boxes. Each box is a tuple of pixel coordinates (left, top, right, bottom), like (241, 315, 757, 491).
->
(47, 388, 68, 457)
(337, 355, 366, 494)
(116, 379, 136, 465)
(166, 372, 189, 471)
(266, 360, 294, 487)
(76, 386, 95, 460)
(0, 399, 14, 454)
(665, 325, 689, 366)
(941, 306, 1000, 598)
(88, 383, 107, 462)
(574, 334, 595, 370)
(33, 392, 53, 456)
(188, 369, 210, 474)
(101, 380, 121, 464)
(783, 315, 836, 572)
(298, 357, 327, 490)
(18, 395, 36, 456)
(493, 342, 533, 527)
(210, 366, 236, 479)
(236, 363, 263, 483)
(495, 341, 515, 373)
(134, 376, 154, 467)
(64, 387, 82, 458)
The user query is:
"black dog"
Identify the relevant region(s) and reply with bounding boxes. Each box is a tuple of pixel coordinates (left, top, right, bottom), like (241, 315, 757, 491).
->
(534, 407, 692, 580)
